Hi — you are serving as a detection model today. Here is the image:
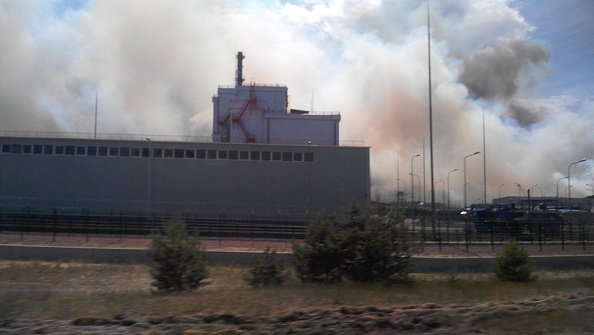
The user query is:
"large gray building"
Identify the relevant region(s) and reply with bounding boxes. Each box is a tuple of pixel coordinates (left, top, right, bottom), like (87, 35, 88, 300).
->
(0, 53, 370, 218)
(0, 135, 369, 217)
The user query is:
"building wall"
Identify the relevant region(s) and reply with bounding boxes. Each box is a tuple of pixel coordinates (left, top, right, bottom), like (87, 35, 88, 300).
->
(212, 85, 340, 146)
(0, 137, 369, 216)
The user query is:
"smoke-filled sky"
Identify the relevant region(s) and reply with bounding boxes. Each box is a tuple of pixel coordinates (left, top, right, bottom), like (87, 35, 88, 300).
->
(1, 0, 593, 204)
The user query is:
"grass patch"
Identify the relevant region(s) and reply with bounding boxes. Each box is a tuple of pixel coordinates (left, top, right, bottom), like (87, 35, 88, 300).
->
(0, 261, 592, 320)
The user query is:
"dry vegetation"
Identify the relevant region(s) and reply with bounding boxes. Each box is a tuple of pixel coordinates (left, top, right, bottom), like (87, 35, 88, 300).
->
(1, 261, 592, 321)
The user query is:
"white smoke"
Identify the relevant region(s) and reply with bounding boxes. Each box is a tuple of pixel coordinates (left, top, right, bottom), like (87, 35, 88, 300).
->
(0, 0, 592, 202)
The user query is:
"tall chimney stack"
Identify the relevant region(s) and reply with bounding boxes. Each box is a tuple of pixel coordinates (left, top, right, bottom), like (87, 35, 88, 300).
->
(235, 52, 245, 87)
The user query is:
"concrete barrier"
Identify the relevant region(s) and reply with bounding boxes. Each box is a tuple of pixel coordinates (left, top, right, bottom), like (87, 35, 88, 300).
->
(1, 244, 593, 273)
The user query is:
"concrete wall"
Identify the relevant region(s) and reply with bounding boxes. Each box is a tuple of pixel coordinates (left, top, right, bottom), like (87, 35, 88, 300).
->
(2, 245, 592, 273)
(0, 137, 370, 216)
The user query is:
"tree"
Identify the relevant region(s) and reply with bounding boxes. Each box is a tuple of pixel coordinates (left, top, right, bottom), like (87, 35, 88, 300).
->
(243, 247, 290, 288)
(294, 203, 414, 285)
(148, 220, 209, 292)
(493, 240, 537, 282)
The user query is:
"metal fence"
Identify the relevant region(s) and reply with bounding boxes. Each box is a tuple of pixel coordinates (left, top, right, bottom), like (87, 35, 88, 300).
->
(0, 206, 592, 253)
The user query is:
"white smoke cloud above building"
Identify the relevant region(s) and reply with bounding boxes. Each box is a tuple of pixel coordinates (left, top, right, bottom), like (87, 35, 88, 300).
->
(0, 0, 592, 203)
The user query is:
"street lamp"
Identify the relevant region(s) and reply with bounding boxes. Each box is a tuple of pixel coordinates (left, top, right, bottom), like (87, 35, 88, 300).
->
(530, 184, 539, 198)
(409, 173, 421, 206)
(146, 137, 152, 215)
(435, 180, 445, 209)
(498, 184, 505, 199)
(410, 154, 420, 205)
(568, 158, 586, 211)
(476, 181, 483, 204)
(556, 176, 567, 211)
(513, 182, 522, 197)
(463, 151, 480, 208)
(447, 168, 458, 210)
(396, 178, 407, 208)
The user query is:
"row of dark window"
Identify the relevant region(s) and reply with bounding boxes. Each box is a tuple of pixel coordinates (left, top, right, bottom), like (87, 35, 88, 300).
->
(0, 143, 314, 162)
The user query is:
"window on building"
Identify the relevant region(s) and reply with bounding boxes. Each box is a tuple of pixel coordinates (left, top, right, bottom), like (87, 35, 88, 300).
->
(261, 151, 271, 161)
(282, 152, 293, 161)
(240, 151, 249, 160)
(2, 144, 10, 153)
(12, 144, 22, 154)
(304, 152, 314, 162)
(218, 150, 228, 159)
(33, 145, 43, 154)
(65, 146, 75, 155)
(250, 151, 260, 161)
(196, 149, 206, 159)
(23, 145, 32, 154)
(185, 149, 194, 158)
(44, 145, 53, 155)
(207, 150, 217, 159)
(293, 152, 303, 161)
(164, 149, 173, 158)
(272, 152, 281, 161)
(98, 146, 108, 156)
(76, 146, 86, 155)
(55, 146, 65, 155)
(109, 147, 119, 156)
(229, 150, 238, 160)
(120, 147, 130, 157)
(153, 148, 163, 158)
(87, 146, 97, 156)
(174, 149, 184, 158)
(131, 148, 141, 157)
(142, 148, 149, 157)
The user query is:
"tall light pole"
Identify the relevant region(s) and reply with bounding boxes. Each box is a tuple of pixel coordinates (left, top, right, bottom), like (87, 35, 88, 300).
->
(568, 158, 586, 211)
(463, 151, 480, 208)
(556, 176, 567, 211)
(498, 184, 505, 199)
(409, 173, 421, 206)
(476, 181, 483, 204)
(447, 168, 458, 210)
(411, 154, 420, 205)
(514, 182, 522, 197)
(482, 106, 487, 204)
(397, 178, 407, 208)
(435, 180, 445, 209)
(146, 137, 152, 215)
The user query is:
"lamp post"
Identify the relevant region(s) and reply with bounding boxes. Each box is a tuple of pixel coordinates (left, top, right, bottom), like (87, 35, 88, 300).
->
(411, 154, 420, 205)
(530, 184, 539, 197)
(498, 184, 505, 199)
(514, 182, 521, 197)
(568, 158, 586, 211)
(447, 168, 458, 210)
(476, 181, 483, 204)
(556, 177, 567, 211)
(409, 173, 421, 206)
(435, 180, 445, 209)
(463, 151, 480, 208)
(146, 138, 152, 215)
(397, 178, 407, 208)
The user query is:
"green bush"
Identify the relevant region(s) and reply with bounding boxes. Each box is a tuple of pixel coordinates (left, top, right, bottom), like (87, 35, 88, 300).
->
(148, 220, 209, 292)
(294, 203, 413, 285)
(493, 240, 537, 282)
(243, 247, 290, 288)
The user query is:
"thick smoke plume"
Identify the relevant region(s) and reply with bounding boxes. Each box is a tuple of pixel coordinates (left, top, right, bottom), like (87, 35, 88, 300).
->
(1, 0, 593, 203)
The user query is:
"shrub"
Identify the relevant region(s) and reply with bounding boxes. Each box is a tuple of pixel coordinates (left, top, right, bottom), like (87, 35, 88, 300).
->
(148, 220, 209, 292)
(493, 240, 536, 282)
(294, 203, 413, 285)
(243, 247, 290, 288)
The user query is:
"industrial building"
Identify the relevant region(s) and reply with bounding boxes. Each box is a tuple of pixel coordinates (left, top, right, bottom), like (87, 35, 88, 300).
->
(0, 53, 370, 218)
